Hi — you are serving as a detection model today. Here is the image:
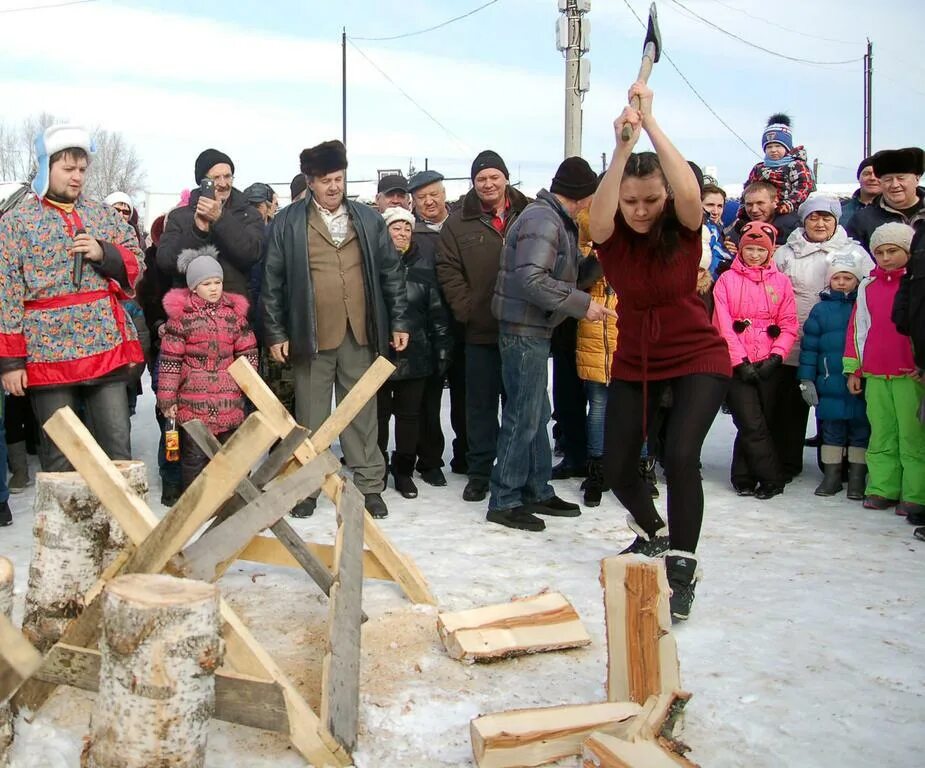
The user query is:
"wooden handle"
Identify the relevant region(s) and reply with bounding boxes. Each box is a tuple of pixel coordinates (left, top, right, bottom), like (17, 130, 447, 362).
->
(620, 44, 657, 141)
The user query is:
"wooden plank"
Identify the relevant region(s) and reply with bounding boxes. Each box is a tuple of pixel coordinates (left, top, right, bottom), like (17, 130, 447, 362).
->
(320, 482, 365, 751)
(0, 615, 43, 704)
(470, 702, 642, 768)
(601, 555, 680, 705)
(237, 536, 393, 581)
(174, 450, 341, 583)
(581, 731, 699, 768)
(34, 644, 290, 734)
(438, 592, 591, 662)
(230, 357, 436, 605)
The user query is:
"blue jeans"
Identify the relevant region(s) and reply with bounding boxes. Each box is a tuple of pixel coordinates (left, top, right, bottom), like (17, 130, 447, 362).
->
(821, 417, 871, 448)
(584, 380, 608, 458)
(465, 343, 504, 480)
(489, 334, 554, 511)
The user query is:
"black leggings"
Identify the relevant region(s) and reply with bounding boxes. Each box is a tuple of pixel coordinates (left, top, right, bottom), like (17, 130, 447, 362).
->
(603, 374, 729, 553)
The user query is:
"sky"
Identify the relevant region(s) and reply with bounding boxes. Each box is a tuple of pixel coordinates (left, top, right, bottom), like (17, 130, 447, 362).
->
(0, 0, 922, 206)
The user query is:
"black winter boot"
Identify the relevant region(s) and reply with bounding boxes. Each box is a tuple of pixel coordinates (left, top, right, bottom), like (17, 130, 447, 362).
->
(583, 457, 605, 507)
(390, 452, 418, 499)
(846, 464, 867, 500)
(0, 500, 11, 527)
(639, 456, 659, 499)
(665, 552, 699, 622)
(620, 516, 670, 557)
(814, 464, 843, 496)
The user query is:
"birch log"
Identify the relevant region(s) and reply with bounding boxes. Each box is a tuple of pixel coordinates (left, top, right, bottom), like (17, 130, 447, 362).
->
(23, 461, 147, 651)
(84, 574, 222, 768)
(0, 557, 13, 764)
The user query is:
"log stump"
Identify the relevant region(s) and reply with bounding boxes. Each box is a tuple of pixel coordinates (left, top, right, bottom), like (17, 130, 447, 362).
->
(23, 461, 147, 651)
(0, 557, 13, 764)
(84, 573, 222, 768)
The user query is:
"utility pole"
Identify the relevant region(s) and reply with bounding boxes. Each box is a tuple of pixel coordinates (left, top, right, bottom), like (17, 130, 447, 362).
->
(813, 157, 819, 184)
(556, 0, 591, 159)
(342, 28, 347, 148)
(863, 39, 873, 158)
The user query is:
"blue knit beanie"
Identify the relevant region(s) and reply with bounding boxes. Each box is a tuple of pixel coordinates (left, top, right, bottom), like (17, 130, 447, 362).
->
(762, 113, 793, 152)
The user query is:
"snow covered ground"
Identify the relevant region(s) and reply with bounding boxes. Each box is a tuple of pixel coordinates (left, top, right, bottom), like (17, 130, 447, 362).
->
(1, 376, 922, 768)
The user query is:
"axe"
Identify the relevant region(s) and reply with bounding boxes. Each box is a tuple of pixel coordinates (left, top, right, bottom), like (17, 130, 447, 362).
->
(621, 3, 662, 141)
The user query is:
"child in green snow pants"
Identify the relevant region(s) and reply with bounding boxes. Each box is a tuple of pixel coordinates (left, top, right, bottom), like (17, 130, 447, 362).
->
(863, 377, 925, 504)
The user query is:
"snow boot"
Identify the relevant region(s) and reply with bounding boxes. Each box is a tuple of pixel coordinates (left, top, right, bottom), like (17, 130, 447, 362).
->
(364, 493, 388, 519)
(914, 527, 925, 542)
(583, 457, 605, 507)
(160, 478, 182, 507)
(0, 500, 11, 527)
(620, 516, 670, 557)
(814, 446, 844, 496)
(531, 495, 581, 517)
(863, 495, 898, 511)
(901, 502, 925, 525)
(290, 497, 317, 518)
(639, 456, 659, 499)
(463, 478, 489, 502)
(486, 505, 546, 532)
(7, 441, 30, 494)
(418, 467, 447, 487)
(846, 447, 866, 501)
(755, 481, 784, 500)
(665, 551, 699, 622)
(390, 453, 418, 499)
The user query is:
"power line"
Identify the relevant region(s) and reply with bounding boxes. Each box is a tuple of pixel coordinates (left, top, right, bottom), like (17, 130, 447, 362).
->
(620, 0, 760, 159)
(345, 39, 471, 155)
(702, 0, 859, 46)
(0, 0, 98, 13)
(666, 0, 863, 67)
(351, 0, 501, 42)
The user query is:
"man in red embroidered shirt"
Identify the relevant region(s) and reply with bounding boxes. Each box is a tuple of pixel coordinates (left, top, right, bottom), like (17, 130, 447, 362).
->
(0, 124, 145, 471)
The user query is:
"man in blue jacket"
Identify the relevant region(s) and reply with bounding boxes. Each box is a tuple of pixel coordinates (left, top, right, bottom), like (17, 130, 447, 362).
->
(487, 157, 615, 531)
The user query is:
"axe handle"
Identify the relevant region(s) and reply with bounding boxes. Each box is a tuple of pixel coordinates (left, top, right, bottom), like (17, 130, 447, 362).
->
(621, 41, 659, 141)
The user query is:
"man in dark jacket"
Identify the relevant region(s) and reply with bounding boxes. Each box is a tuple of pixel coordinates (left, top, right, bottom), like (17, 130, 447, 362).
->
(845, 147, 925, 254)
(840, 156, 880, 226)
(157, 149, 264, 297)
(724, 181, 798, 253)
(262, 140, 409, 519)
(487, 158, 613, 531)
(436, 151, 531, 502)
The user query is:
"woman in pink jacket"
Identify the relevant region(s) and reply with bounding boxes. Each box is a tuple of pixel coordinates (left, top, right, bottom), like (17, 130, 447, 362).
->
(713, 222, 799, 499)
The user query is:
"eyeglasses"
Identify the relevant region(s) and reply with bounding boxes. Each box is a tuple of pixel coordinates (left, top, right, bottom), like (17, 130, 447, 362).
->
(113, 206, 131, 217)
(207, 173, 234, 184)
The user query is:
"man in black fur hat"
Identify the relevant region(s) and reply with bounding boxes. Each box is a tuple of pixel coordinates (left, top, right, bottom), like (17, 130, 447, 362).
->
(262, 140, 409, 519)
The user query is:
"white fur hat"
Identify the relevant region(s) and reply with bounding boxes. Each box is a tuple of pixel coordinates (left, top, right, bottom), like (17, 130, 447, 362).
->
(31, 124, 95, 198)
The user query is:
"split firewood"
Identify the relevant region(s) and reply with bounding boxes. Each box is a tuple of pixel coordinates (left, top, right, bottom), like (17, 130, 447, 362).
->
(623, 690, 693, 753)
(1, 557, 14, 761)
(600, 555, 680, 704)
(470, 701, 642, 768)
(438, 591, 591, 662)
(83, 573, 222, 768)
(581, 730, 700, 767)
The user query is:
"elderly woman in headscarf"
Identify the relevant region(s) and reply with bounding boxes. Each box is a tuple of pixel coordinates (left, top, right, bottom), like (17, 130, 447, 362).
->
(771, 194, 872, 481)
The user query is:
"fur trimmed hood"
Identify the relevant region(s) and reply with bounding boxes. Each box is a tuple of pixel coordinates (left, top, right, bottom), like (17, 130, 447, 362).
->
(162, 287, 249, 320)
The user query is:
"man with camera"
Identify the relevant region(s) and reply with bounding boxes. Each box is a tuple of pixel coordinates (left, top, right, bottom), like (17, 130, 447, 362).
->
(0, 124, 145, 472)
(157, 148, 264, 296)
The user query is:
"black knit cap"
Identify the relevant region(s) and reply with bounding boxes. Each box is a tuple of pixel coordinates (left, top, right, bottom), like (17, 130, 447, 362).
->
(550, 156, 598, 201)
(300, 140, 348, 177)
(856, 156, 875, 179)
(871, 147, 924, 177)
(290, 172, 307, 200)
(194, 148, 234, 184)
(471, 149, 509, 181)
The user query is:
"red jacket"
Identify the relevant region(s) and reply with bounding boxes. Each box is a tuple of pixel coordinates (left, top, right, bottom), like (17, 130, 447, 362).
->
(157, 289, 257, 434)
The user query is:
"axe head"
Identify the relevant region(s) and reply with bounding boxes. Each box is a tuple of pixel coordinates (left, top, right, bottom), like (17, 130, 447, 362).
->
(644, 3, 662, 62)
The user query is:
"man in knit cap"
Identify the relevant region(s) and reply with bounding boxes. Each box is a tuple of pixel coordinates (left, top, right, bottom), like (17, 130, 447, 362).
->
(840, 156, 881, 226)
(157, 147, 264, 297)
(0, 124, 145, 474)
(436, 150, 531, 502)
(486, 157, 612, 530)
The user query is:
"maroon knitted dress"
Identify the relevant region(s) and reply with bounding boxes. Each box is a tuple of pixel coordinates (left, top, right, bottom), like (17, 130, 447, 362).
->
(596, 203, 731, 383)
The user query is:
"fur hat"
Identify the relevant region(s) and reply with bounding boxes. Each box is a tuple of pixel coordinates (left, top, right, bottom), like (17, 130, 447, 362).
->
(300, 140, 348, 177)
(31, 124, 95, 198)
(104, 191, 134, 216)
(550, 156, 598, 200)
(870, 147, 924, 177)
(762, 113, 793, 152)
(470, 150, 509, 181)
(194, 149, 234, 184)
(382, 207, 416, 228)
(798, 194, 842, 222)
(869, 222, 915, 255)
(739, 221, 777, 257)
(177, 245, 223, 290)
(826, 251, 867, 283)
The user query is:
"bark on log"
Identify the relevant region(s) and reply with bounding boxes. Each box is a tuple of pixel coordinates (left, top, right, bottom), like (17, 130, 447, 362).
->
(23, 461, 147, 652)
(581, 730, 700, 767)
(438, 592, 591, 662)
(0, 557, 13, 764)
(601, 555, 680, 705)
(84, 574, 222, 768)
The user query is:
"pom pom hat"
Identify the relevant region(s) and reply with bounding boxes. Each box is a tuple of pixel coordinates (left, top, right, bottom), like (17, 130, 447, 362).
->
(31, 124, 95, 198)
(762, 113, 793, 152)
(178, 245, 223, 290)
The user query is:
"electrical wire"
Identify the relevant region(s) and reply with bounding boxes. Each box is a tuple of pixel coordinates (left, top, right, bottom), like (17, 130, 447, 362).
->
(0, 0, 98, 13)
(701, 0, 859, 46)
(666, 0, 863, 66)
(346, 39, 471, 155)
(620, 0, 760, 159)
(351, 0, 500, 42)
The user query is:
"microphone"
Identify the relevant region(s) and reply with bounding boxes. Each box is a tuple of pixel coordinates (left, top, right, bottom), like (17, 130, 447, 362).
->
(73, 227, 86, 287)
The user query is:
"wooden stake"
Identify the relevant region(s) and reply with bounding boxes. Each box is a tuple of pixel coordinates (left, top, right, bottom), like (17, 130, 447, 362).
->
(85, 574, 222, 768)
(601, 555, 680, 704)
(470, 702, 642, 768)
(438, 592, 591, 662)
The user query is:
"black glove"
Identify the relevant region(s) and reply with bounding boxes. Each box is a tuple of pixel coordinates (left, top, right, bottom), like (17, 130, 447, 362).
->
(734, 360, 759, 383)
(756, 353, 783, 380)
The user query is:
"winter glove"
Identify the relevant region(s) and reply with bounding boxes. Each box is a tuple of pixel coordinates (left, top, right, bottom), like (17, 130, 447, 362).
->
(756, 354, 783, 380)
(799, 380, 819, 407)
(734, 360, 760, 383)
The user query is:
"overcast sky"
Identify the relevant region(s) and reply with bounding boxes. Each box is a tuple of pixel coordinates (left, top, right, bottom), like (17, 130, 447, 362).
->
(0, 0, 922, 198)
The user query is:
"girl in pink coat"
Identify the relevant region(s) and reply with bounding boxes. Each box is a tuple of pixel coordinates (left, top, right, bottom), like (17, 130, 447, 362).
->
(713, 222, 799, 499)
